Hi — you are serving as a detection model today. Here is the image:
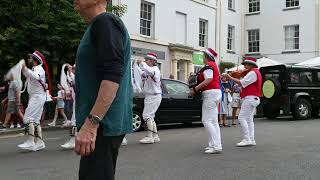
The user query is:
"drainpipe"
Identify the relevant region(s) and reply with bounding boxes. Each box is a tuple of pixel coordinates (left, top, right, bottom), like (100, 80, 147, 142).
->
(316, 0, 320, 56)
(215, 0, 218, 51)
(217, 0, 222, 64)
(240, 0, 246, 60)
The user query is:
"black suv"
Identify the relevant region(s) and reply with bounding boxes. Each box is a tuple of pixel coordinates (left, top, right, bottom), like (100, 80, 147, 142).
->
(259, 65, 320, 120)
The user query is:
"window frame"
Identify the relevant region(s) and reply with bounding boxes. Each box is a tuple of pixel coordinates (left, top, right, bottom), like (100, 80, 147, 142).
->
(199, 19, 208, 48)
(140, 1, 154, 37)
(247, 29, 260, 53)
(286, 0, 299, 8)
(228, 0, 235, 11)
(284, 25, 299, 51)
(248, 0, 260, 13)
(227, 25, 235, 51)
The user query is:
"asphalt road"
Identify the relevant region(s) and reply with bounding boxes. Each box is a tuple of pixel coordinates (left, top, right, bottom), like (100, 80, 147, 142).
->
(0, 118, 320, 180)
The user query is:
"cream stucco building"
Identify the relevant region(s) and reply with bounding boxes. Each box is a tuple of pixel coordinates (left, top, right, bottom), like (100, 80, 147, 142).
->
(217, 0, 320, 64)
(113, 0, 218, 82)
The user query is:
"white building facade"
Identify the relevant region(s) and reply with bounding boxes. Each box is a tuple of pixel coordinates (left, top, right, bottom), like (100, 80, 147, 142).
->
(113, 0, 218, 82)
(218, 0, 320, 65)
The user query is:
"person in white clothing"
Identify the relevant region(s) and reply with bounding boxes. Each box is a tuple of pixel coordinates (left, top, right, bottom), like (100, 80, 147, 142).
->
(136, 52, 162, 144)
(189, 48, 222, 154)
(226, 57, 262, 147)
(61, 64, 76, 149)
(18, 51, 48, 152)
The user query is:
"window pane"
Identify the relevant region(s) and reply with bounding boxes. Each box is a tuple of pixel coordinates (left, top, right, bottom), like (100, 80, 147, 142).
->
(147, 29, 151, 36)
(300, 72, 313, 84)
(140, 2, 153, 36)
(285, 25, 299, 50)
(164, 80, 190, 95)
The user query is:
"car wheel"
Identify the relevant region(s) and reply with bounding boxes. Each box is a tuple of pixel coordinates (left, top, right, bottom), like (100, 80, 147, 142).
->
(262, 78, 281, 99)
(132, 111, 143, 132)
(293, 98, 311, 120)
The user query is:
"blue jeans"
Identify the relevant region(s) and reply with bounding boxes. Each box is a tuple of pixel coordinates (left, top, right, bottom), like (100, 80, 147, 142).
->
(64, 99, 73, 120)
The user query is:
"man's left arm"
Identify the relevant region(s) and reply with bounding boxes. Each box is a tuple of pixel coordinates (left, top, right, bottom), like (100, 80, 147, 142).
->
(227, 71, 257, 88)
(75, 15, 124, 156)
(239, 71, 257, 88)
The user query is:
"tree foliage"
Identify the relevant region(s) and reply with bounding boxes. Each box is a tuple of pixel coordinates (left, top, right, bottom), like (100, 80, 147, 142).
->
(219, 61, 236, 73)
(0, 0, 127, 77)
(0, 0, 86, 70)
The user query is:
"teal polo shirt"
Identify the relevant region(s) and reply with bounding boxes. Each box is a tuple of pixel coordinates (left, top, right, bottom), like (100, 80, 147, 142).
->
(75, 12, 132, 136)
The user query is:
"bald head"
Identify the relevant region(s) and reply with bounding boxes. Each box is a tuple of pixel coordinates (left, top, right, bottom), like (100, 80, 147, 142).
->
(74, 0, 107, 22)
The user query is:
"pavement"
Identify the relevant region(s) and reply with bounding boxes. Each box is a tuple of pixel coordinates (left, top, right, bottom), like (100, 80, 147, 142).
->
(0, 118, 320, 180)
(0, 120, 65, 136)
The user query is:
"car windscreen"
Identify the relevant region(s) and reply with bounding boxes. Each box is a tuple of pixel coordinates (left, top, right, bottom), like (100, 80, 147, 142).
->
(163, 80, 190, 95)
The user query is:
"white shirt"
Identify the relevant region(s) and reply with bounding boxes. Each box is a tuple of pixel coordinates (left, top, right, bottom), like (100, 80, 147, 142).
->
(139, 62, 162, 95)
(240, 71, 257, 88)
(203, 69, 213, 79)
(57, 90, 64, 99)
(23, 65, 46, 96)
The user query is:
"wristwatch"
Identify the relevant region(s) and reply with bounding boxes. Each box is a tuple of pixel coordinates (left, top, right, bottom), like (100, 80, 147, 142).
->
(88, 114, 102, 125)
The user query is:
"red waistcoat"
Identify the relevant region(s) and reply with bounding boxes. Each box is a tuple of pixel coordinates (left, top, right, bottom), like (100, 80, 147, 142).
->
(197, 61, 220, 91)
(240, 68, 262, 98)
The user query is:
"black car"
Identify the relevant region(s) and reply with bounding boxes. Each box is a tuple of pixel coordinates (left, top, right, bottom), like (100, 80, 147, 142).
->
(132, 79, 202, 131)
(259, 65, 320, 120)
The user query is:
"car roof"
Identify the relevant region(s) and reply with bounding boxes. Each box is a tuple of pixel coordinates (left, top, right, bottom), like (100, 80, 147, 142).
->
(287, 65, 320, 69)
(161, 78, 188, 85)
(260, 64, 320, 70)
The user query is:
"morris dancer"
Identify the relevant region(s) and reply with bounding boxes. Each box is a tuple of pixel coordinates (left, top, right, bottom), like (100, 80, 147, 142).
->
(137, 53, 162, 144)
(189, 48, 222, 154)
(18, 51, 50, 151)
(226, 57, 262, 147)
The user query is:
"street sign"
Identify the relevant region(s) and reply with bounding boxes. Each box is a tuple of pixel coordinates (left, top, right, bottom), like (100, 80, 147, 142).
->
(193, 52, 204, 65)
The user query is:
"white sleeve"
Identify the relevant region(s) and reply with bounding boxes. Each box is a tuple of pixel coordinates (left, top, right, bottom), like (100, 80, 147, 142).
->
(203, 69, 213, 79)
(134, 63, 145, 76)
(140, 62, 156, 77)
(240, 71, 257, 88)
(152, 68, 161, 82)
(23, 68, 41, 80)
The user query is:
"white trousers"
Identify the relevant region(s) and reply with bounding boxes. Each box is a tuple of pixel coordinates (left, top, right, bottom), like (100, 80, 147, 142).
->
(143, 94, 162, 121)
(238, 96, 260, 141)
(202, 89, 222, 150)
(23, 94, 46, 124)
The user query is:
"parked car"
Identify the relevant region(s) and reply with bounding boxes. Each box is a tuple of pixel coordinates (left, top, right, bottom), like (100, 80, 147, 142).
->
(132, 79, 202, 132)
(258, 64, 320, 120)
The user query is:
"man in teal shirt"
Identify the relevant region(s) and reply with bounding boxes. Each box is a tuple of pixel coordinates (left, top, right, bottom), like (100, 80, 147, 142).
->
(73, 0, 132, 179)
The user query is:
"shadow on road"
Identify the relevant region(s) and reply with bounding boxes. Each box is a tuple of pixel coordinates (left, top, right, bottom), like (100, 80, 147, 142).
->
(157, 122, 203, 131)
(257, 116, 320, 122)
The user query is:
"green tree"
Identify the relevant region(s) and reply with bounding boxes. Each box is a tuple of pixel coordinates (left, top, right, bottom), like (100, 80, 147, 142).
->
(0, 0, 127, 117)
(219, 61, 236, 73)
(0, 0, 127, 77)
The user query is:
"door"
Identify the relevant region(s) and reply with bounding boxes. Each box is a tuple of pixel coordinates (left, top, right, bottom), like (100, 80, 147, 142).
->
(161, 79, 201, 122)
(175, 12, 187, 44)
